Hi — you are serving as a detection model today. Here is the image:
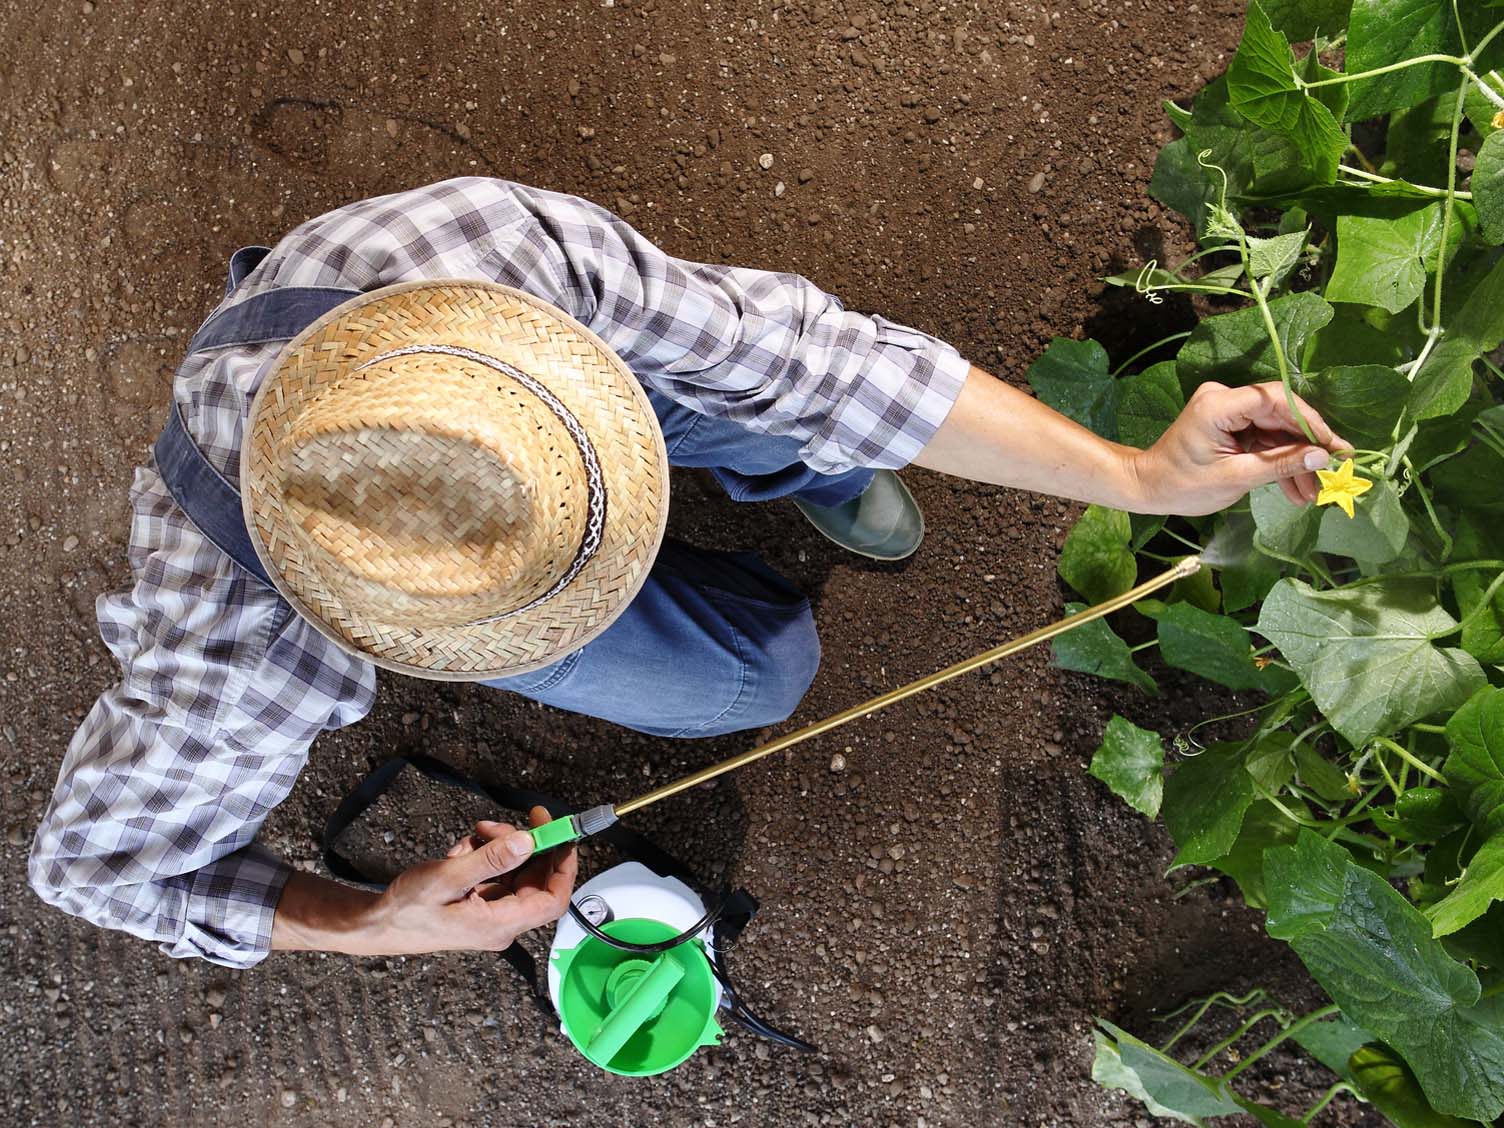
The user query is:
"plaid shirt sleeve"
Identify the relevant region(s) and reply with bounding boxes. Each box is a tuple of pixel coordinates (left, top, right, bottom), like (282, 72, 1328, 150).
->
(473, 182, 971, 473)
(29, 465, 376, 968)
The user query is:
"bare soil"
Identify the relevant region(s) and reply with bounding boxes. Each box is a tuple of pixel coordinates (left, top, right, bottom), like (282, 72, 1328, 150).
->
(0, 1, 1383, 1125)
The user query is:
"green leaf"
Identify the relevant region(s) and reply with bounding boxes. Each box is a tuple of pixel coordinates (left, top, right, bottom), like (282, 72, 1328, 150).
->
(1410, 249, 1504, 422)
(1206, 798, 1302, 907)
(1345, 0, 1463, 120)
(1091, 1021, 1244, 1123)
(1306, 303, 1418, 370)
(1089, 715, 1166, 818)
(1027, 338, 1117, 439)
(1291, 1014, 1371, 1081)
(1264, 828, 1351, 939)
(1052, 604, 1159, 695)
(1255, 578, 1487, 747)
(1164, 743, 1256, 865)
(1431, 442, 1504, 514)
(1371, 787, 1464, 844)
(1298, 364, 1408, 450)
(1348, 1043, 1477, 1128)
(1453, 519, 1504, 663)
(1140, 601, 1289, 693)
(1314, 478, 1410, 563)
(1211, 509, 1283, 614)
(1385, 95, 1456, 185)
(1444, 686, 1504, 834)
(1249, 483, 1319, 558)
(1116, 361, 1184, 449)
(1176, 291, 1334, 388)
(1245, 736, 1296, 794)
(1257, 0, 1352, 41)
(1426, 833, 1504, 936)
(1265, 831, 1504, 1121)
(1295, 742, 1353, 802)
(1474, 130, 1504, 246)
(1227, 2, 1348, 183)
(1059, 506, 1136, 603)
(1247, 228, 1308, 285)
(1325, 206, 1442, 314)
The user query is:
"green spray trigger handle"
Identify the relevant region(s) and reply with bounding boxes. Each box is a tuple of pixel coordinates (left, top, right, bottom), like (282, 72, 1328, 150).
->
(586, 952, 686, 1065)
(527, 805, 618, 855)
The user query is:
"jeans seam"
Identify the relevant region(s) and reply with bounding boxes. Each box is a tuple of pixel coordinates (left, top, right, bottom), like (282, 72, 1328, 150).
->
(515, 648, 581, 693)
(666, 588, 751, 738)
(664, 407, 710, 460)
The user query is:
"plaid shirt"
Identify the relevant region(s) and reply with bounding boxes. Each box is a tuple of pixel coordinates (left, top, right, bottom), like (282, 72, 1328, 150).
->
(29, 178, 969, 967)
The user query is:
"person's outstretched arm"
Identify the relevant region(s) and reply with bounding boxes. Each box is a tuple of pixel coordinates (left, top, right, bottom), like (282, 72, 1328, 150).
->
(913, 366, 1346, 515)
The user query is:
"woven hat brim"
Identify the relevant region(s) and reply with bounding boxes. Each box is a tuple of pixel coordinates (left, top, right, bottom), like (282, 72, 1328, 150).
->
(241, 280, 670, 682)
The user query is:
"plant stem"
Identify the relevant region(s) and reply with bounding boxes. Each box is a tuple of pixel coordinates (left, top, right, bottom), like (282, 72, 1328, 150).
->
(1247, 267, 1318, 442)
(1302, 55, 1469, 91)
(1463, 65, 1504, 111)
(1192, 1008, 1289, 1070)
(1410, 81, 1470, 382)
(1404, 456, 1454, 561)
(1337, 164, 1473, 200)
(1129, 639, 1158, 653)
(1374, 736, 1447, 786)
(1433, 569, 1504, 641)
(1302, 1081, 1356, 1125)
(1473, 18, 1504, 62)
(1158, 988, 1267, 1053)
(1112, 331, 1194, 376)
(1412, 722, 1448, 735)
(1222, 1005, 1341, 1082)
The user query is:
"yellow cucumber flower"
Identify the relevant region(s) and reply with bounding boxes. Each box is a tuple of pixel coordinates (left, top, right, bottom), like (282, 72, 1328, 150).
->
(1314, 458, 1372, 519)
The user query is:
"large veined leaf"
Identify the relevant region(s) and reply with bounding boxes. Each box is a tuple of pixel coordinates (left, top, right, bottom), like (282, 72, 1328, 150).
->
(1163, 742, 1256, 864)
(1227, 2, 1348, 184)
(1091, 1021, 1245, 1124)
(1264, 831, 1504, 1121)
(1257, 0, 1352, 41)
(1176, 292, 1334, 388)
(1409, 247, 1504, 422)
(1116, 361, 1184, 449)
(1470, 130, 1504, 245)
(1344, 0, 1467, 120)
(1206, 798, 1302, 907)
(1347, 1044, 1477, 1128)
(1426, 833, 1504, 937)
(1140, 601, 1290, 693)
(1027, 338, 1117, 439)
(1325, 206, 1439, 313)
(1089, 715, 1165, 818)
(1051, 604, 1159, 694)
(1313, 478, 1410, 563)
(1210, 509, 1283, 614)
(1443, 687, 1504, 833)
(1058, 505, 1136, 603)
(1296, 364, 1408, 450)
(1249, 483, 1319, 558)
(1256, 579, 1486, 747)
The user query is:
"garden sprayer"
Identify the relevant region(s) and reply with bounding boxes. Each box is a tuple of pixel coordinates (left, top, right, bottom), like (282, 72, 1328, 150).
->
(530, 555, 1203, 1075)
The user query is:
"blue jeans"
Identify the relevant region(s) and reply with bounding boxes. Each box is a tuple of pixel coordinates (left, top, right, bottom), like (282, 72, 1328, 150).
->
(485, 392, 872, 736)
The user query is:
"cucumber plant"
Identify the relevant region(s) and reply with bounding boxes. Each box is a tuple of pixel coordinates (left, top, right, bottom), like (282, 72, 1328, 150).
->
(1031, 1, 1504, 1122)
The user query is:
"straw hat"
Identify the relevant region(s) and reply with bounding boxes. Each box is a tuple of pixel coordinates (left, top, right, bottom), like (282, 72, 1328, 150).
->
(241, 280, 669, 680)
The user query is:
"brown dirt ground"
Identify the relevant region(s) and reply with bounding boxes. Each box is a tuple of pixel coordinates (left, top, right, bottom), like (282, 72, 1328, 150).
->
(0, 1, 1386, 1125)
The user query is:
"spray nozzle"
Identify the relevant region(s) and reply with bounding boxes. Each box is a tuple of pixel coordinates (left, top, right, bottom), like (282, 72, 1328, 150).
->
(528, 804, 619, 855)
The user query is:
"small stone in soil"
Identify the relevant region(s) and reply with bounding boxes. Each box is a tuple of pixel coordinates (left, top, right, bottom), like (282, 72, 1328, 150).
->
(280, 1089, 296, 1108)
(830, 753, 846, 772)
(758, 153, 774, 170)
(1028, 171, 1046, 193)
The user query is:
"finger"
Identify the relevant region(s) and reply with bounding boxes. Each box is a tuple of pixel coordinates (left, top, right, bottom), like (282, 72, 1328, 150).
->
(444, 824, 537, 892)
(1210, 384, 1342, 451)
(1223, 443, 1332, 495)
(446, 832, 485, 859)
(1277, 474, 1304, 506)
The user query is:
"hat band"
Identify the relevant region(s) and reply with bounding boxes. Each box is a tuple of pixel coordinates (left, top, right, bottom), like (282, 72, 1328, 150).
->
(353, 344, 607, 625)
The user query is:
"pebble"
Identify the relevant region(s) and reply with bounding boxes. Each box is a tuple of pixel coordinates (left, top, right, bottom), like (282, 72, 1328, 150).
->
(798, 167, 813, 183)
(62, 535, 79, 552)
(867, 1024, 884, 1043)
(953, 873, 976, 889)
(1027, 171, 1046, 193)
(757, 153, 774, 170)
(774, 181, 786, 198)
(287, 48, 304, 65)
(206, 986, 226, 1008)
(658, 52, 676, 65)
(973, 176, 985, 190)
(386, 118, 400, 138)
(830, 753, 846, 772)
(280, 1089, 297, 1108)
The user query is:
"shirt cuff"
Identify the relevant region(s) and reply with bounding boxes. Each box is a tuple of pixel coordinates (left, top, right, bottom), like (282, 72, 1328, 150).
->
(802, 317, 971, 474)
(159, 843, 293, 969)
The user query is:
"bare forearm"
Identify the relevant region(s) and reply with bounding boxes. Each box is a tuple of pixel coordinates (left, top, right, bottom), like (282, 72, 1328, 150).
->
(270, 871, 385, 955)
(913, 365, 1146, 509)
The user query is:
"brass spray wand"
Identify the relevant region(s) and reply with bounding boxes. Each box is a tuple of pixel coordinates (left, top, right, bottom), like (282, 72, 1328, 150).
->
(528, 555, 1202, 853)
